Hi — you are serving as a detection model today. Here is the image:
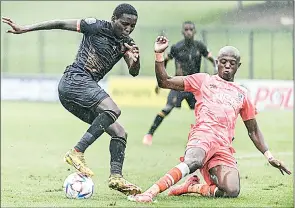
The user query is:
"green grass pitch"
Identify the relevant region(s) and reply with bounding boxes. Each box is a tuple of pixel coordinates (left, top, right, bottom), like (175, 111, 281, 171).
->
(1, 101, 293, 207)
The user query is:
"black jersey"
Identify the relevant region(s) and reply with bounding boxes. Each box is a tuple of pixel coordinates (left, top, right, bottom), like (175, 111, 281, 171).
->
(168, 40, 210, 76)
(70, 18, 134, 81)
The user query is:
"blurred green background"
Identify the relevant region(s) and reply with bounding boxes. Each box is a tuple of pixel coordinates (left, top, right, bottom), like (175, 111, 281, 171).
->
(1, 1, 293, 79)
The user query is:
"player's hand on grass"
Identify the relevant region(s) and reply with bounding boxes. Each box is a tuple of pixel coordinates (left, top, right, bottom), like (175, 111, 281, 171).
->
(154, 36, 169, 53)
(268, 158, 291, 175)
(2, 17, 26, 34)
(124, 43, 139, 62)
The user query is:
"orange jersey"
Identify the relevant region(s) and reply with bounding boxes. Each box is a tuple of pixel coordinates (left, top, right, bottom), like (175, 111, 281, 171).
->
(183, 73, 256, 146)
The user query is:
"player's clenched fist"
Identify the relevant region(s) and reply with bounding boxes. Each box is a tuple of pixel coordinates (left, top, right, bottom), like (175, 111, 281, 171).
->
(154, 36, 169, 53)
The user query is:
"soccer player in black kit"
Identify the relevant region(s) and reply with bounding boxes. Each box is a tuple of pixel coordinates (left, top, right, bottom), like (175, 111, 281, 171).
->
(143, 21, 217, 146)
(2, 3, 142, 195)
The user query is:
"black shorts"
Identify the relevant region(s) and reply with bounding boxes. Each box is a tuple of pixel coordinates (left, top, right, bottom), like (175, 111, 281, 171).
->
(167, 90, 196, 110)
(58, 66, 109, 124)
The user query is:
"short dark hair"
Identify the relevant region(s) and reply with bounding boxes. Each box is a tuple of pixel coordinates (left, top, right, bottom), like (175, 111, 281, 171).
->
(182, 21, 195, 28)
(113, 3, 138, 18)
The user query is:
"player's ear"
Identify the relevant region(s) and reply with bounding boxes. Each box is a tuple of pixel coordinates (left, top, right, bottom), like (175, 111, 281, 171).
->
(111, 15, 116, 22)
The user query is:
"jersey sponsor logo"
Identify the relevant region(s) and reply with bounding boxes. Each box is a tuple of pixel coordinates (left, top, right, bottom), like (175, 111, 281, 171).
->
(212, 92, 242, 109)
(84, 18, 97, 24)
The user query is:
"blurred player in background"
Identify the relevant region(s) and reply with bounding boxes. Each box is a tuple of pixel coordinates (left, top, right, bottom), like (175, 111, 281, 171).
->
(128, 36, 291, 203)
(143, 21, 217, 146)
(2, 3, 142, 195)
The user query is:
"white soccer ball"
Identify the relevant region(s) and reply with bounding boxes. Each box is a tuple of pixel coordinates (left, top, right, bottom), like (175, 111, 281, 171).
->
(63, 172, 94, 199)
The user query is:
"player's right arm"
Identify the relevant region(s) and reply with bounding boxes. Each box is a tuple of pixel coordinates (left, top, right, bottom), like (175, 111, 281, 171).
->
(2, 17, 80, 34)
(155, 46, 174, 94)
(154, 36, 185, 91)
(154, 36, 207, 92)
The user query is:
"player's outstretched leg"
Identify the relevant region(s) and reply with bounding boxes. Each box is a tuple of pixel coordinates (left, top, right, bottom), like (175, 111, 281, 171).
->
(128, 147, 205, 203)
(106, 122, 142, 195)
(143, 104, 174, 146)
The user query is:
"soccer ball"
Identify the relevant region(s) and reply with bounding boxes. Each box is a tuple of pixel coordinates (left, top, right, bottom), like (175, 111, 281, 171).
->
(63, 172, 94, 199)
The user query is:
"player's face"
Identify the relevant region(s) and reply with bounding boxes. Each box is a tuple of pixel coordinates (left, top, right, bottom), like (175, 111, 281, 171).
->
(182, 24, 196, 40)
(112, 13, 137, 38)
(217, 55, 241, 81)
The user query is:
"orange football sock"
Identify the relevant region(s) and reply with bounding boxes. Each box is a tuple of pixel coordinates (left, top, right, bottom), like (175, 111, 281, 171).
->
(145, 163, 190, 197)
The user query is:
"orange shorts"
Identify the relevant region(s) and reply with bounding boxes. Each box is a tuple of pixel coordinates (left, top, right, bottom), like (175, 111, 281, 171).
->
(183, 128, 238, 185)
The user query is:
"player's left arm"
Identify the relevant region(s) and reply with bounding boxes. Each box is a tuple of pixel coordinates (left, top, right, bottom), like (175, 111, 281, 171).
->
(244, 119, 291, 175)
(199, 42, 217, 74)
(241, 93, 291, 175)
(123, 40, 140, 77)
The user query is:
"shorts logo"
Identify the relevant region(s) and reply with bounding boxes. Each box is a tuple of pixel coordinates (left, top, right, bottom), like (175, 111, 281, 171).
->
(85, 18, 97, 24)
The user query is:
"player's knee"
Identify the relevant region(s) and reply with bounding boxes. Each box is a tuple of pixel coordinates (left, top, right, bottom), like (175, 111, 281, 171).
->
(184, 148, 206, 173)
(184, 158, 203, 173)
(219, 184, 240, 198)
(112, 108, 121, 118)
(162, 105, 173, 116)
(226, 186, 240, 198)
(105, 109, 121, 122)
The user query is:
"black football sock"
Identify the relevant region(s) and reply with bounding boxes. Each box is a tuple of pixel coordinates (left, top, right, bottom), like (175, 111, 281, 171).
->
(148, 110, 170, 135)
(109, 136, 127, 176)
(75, 111, 116, 153)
